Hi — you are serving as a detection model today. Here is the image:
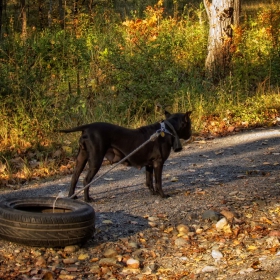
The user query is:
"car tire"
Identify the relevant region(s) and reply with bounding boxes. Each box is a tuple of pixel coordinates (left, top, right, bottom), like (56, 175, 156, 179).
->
(0, 197, 95, 247)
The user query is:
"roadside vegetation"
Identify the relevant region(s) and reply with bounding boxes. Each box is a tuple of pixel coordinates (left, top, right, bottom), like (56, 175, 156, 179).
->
(0, 0, 279, 186)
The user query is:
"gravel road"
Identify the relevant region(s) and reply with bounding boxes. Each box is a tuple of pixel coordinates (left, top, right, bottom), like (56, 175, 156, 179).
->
(0, 126, 280, 280)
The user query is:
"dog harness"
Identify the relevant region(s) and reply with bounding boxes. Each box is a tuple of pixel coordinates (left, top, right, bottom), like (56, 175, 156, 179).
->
(160, 120, 183, 152)
(159, 121, 173, 137)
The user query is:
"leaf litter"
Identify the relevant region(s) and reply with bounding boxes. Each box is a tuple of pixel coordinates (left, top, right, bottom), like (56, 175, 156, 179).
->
(0, 127, 280, 279)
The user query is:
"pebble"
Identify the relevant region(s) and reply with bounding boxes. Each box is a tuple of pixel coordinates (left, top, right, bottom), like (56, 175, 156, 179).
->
(174, 238, 189, 247)
(238, 268, 255, 274)
(78, 253, 89, 260)
(126, 258, 140, 269)
(103, 248, 118, 258)
(58, 275, 75, 280)
(99, 258, 117, 267)
(35, 256, 46, 267)
(90, 265, 100, 273)
(65, 266, 78, 272)
(216, 217, 228, 230)
(148, 221, 157, 227)
(128, 242, 139, 249)
(122, 267, 140, 274)
(220, 210, 235, 222)
(201, 265, 217, 272)
(63, 258, 77, 264)
(202, 210, 220, 221)
(211, 249, 223, 261)
(176, 224, 190, 234)
(269, 230, 280, 237)
(64, 245, 79, 253)
(148, 216, 158, 222)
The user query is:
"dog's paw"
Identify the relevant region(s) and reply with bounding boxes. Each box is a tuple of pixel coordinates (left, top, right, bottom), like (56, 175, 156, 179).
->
(85, 197, 94, 203)
(150, 190, 157, 195)
(69, 195, 78, 200)
(160, 193, 170, 198)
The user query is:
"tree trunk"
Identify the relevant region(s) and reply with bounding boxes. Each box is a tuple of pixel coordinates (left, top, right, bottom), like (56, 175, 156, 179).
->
(48, 0, 52, 27)
(20, 0, 27, 41)
(58, 0, 64, 28)
(0, 0, 3, 39)
(204, 0, 240, 82)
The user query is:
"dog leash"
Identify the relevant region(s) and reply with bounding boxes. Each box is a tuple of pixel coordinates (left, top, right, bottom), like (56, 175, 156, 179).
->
(68, 127, 166, 200)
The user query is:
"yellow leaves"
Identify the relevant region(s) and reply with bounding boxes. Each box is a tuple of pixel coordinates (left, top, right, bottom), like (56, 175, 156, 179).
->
(259, 216, 273, 225)
(164, 227, 174, 234)
(122, 2, 164, 47)
(157, 267, 172, 274)
(247, 245, 258, 251)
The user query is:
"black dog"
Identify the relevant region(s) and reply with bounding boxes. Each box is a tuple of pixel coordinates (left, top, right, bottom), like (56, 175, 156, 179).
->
(59, 111, 192, 202)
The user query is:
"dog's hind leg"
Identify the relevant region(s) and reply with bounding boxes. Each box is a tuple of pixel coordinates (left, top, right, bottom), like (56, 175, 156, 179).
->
(82, 148, 105, 202)
(69, 145, 88, 199)
(145, 165, 156, 195)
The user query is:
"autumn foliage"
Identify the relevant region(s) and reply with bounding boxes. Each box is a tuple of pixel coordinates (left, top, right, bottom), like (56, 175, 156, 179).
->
(0, 1, 279, 186)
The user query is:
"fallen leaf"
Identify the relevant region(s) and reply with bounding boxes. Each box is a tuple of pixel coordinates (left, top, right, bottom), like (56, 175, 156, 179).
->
(247, 245, 257, 251)
(260, 216, 272, 224)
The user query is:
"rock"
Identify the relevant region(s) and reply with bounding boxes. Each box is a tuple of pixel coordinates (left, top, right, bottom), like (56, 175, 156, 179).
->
(128, 242, 139, 249)
(103, 248, 118, 258)
(176, 224, 190, 234)
(122, 267, 140, 274)
(78, 253, 89, 260)
(174, 238, 188, 247)
(269, 230, 280, 237)
(35, 256, 46, 267)
(142, 265, 153, 275)
(220, 210, 235, 222)
(211, 249, 223, 261)
(90, 265, 100, 273)
(58, 275, 75, 280)
(148, 216, 158, 222)
(229, 191, 238, 196)
(202, 210, 220, 221)
(65, 266, 78, 272)
(126, 258, 140, 269)
(99, 258, 118, 267)
(238, 268, 255, 274)
(216, 218, 228, 230)
(62, 258, 77, 264)
(64, 245, 79, 253)
(148, 221, 157, 227)
(201, 266, 217, 273)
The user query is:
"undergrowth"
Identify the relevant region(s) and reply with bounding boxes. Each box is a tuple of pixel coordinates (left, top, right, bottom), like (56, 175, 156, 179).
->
(0, 1, 279, 186)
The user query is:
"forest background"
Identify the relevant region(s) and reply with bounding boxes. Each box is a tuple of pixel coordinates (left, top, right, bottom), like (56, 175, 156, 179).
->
(0, 0, 279, 186)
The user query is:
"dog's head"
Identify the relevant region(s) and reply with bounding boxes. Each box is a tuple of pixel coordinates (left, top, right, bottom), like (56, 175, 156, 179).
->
(164, 111, 192, 152)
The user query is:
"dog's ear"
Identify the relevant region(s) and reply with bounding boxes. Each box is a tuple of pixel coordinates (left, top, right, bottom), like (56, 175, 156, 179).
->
(185, 111, 192, 120)
(164, 110, 171, 118)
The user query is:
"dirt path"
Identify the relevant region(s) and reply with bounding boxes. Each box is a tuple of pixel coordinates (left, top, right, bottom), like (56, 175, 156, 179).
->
(0, 127, 280, 279)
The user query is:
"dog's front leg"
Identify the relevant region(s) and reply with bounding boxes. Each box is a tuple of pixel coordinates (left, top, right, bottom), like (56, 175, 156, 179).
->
(153, 160, 169, 198)
(145, 165, 156, 195)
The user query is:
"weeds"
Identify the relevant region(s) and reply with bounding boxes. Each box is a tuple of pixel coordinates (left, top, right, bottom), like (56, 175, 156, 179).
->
(0, 2, 279, 186)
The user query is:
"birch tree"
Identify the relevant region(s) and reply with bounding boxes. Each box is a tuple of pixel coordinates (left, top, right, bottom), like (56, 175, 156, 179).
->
(204, 0, 241, 81)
